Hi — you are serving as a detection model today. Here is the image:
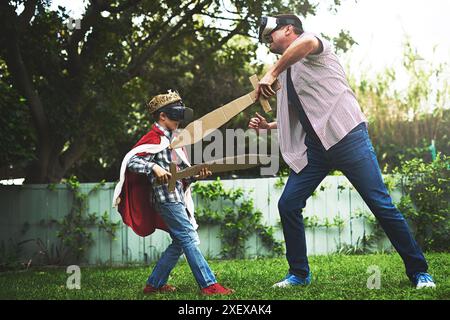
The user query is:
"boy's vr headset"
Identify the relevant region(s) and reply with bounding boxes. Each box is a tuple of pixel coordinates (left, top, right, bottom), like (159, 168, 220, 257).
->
(158, 102, 194, 123)
(258, 15, 303, 43)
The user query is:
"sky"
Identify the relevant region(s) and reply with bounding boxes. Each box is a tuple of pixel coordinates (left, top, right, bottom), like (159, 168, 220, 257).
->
(258, 0, 450, 81)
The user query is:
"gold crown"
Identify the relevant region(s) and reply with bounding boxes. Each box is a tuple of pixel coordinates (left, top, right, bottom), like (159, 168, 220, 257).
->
(147, 90, 182, 114)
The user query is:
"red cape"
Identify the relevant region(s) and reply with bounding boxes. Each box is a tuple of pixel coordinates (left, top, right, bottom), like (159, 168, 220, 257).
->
(117, 124, 169, 236)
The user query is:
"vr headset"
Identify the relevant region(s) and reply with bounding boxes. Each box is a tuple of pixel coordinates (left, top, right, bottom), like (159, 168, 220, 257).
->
(158, 102, 194, 124)
(258, 15, 303, 43)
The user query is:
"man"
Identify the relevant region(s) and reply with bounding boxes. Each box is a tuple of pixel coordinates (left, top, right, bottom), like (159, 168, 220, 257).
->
(114, 90, 234, 295)
(248, 14, 435, 289)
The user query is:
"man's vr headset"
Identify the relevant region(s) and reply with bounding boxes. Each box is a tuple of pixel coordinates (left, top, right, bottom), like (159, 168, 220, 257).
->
(158, 102, 194, 124)
(258, 15, 303, 43)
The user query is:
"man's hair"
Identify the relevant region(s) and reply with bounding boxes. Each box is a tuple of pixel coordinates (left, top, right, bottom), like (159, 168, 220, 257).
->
(275, 14, 303, 35)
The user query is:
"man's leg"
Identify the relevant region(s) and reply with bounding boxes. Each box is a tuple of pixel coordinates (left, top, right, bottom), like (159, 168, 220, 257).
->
(332, 125, 428, 280)
(158, 202, 217, 288)
(278, 136, 330, 278)
(147, 242, 183, 288)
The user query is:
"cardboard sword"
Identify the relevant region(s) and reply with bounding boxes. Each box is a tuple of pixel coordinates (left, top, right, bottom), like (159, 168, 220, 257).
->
(166, 154, 271, 192)
(169, 75, 280, 149)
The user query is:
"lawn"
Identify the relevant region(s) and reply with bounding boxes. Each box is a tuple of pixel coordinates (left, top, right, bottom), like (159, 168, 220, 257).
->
(0, 253, 448, 300)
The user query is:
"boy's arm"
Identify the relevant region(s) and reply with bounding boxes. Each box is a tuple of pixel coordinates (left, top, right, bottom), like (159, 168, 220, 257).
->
(127, 154, 156, 175)
(128, 153, 174, 185)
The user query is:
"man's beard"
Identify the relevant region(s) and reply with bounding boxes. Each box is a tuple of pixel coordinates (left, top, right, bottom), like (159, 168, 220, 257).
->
(269, 44, 283, 55)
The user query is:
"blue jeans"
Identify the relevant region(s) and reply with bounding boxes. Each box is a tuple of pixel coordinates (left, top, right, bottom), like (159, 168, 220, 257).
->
(278, 123, 428, 281)
(147, 202, 216, 289)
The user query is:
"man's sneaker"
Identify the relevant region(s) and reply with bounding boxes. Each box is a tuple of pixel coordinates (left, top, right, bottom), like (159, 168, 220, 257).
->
(272, 272, 312, 288)
(413, 272, 436, 289)
(143, 284, 177, 294)
(201, 283, 234, 295)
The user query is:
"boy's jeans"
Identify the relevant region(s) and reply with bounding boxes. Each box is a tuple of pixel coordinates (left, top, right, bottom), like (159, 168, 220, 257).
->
(147, 202, 216, 288)
(278, 123, 428, 281)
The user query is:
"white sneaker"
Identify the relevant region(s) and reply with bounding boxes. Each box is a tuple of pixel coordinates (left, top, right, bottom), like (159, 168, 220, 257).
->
(413, 272, 436, 289)
(272, 273, 311, 288)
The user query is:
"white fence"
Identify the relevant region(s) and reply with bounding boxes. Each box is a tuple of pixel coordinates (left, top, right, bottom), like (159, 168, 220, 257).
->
(0, 176, 398, 265)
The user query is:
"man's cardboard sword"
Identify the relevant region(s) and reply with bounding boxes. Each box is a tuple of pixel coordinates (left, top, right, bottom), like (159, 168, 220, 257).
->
(169, 75, 280, 149)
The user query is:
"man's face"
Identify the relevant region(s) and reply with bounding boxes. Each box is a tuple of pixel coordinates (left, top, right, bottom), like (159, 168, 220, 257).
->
(268, 26, 289, 55)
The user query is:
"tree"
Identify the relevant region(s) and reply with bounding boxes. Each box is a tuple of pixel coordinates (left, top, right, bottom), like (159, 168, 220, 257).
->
(0, 0, 353, 183)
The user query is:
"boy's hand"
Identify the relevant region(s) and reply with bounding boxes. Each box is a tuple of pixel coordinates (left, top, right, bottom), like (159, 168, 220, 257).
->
(195, 167, 212, 180)
(152, 164, 172, 184)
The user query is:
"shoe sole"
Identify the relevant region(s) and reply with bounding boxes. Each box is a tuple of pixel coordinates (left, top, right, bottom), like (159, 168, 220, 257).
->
(416, 284, 436, 289)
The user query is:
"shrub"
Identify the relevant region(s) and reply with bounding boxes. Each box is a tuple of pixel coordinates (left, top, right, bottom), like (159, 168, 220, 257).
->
(394, 153, 450, 251)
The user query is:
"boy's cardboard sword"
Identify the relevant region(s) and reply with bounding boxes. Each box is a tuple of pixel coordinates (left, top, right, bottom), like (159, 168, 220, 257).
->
(166, 154, 271, 192)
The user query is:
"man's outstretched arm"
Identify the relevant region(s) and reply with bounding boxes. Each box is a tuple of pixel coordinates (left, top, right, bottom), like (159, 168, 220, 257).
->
(258, 34, 322, 98)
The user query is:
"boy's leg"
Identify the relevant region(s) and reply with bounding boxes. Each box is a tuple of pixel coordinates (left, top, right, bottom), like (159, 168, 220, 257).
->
(158, 201, 217, 288)
(147, 242, 183, 288)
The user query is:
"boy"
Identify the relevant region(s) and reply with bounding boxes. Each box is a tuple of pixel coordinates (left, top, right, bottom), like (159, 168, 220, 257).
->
(113, 90, 234, 295)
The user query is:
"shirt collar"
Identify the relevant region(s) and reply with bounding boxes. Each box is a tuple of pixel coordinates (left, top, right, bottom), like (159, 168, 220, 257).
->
(154, 122, 172, 139)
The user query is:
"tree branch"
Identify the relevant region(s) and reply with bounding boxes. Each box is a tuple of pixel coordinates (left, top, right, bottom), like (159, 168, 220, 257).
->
(220, 0, 240, 15)
(199, 11, 244, 22)
(107, 0, 143, 13)
(66, 2, 103, 77)
(192, 13, 252, 62)
(0, 2, 51, 179)
(60, 138, 88, 173)
(134, 0, 197, 51)
(18, 0, 38, 30)
(125, 0, 213, 80)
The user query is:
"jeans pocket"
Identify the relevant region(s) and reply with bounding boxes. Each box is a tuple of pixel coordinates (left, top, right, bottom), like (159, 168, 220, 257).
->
(345, 127, 364, 139)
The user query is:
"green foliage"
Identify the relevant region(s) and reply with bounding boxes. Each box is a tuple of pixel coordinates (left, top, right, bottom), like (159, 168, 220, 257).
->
(322, 29, 357, 54)
(394, 153, 450, 251)
(192, 178, 283, 258)
(350, 40, 450, 172)
(273, 177, 285, 189)
(0, 0, 355, 182)
(339, 209, 387, 255)
(0, 238, 34, 271)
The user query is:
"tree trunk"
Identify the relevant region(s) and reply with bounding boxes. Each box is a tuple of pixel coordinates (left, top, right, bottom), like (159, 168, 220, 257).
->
(24, 136, 88, 183)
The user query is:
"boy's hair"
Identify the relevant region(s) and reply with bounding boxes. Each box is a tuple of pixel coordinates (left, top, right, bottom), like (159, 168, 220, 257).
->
(152, 110, 163, 121)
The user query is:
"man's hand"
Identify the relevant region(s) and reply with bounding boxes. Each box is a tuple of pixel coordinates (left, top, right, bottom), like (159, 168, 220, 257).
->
(257, 71, 277, 99)
(248, 112, 269, 131)
(152, 164, 172, 184)
(195, 167, 212, 180)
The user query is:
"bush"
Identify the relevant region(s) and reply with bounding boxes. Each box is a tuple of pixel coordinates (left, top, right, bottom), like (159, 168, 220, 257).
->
(394, 153, 450, 251)
(192, 178, 284, 259)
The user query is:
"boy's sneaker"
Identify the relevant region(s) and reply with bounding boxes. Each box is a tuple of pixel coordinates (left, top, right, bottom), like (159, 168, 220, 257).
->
(413, 272, 436, 289)
(272, 272, 312, 288)
(201, 283, 234, 295)
(143, 284, 177, 294)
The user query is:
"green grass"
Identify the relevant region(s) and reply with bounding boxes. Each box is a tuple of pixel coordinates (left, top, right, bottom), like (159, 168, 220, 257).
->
(0, 253, 448, 300)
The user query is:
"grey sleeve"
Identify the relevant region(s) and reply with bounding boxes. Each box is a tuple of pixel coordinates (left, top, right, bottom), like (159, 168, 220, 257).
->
(127, 154, 156, 175)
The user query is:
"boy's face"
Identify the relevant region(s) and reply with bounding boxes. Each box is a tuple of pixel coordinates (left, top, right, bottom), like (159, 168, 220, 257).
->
(158, 112, 180, 131)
